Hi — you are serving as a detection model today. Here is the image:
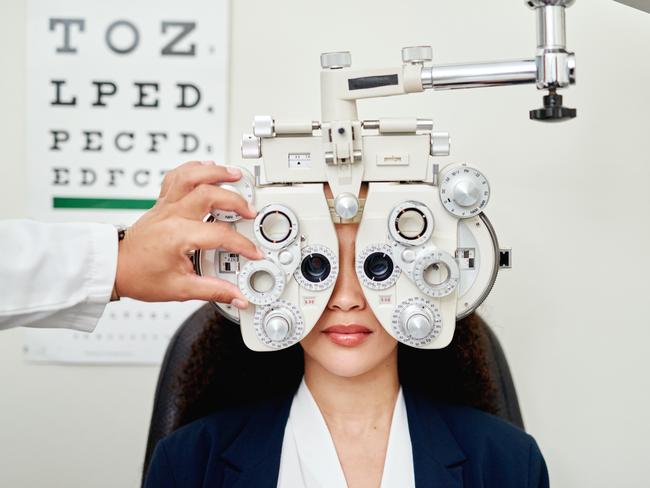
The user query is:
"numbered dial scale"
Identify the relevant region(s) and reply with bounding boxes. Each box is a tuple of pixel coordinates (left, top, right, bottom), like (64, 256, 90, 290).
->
(439, 164, 490, 218)
(211, 167, 255, 222)
(411, 248, 460, 298)
(391, 297, 443, 348)
(253, 299, 305, 349)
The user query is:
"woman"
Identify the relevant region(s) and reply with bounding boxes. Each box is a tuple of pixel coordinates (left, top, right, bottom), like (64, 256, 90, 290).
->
(144, 221, 548, 487)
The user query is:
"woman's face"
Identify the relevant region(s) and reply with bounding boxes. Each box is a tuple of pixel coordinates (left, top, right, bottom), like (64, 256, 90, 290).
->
(300, 221, 398, 378)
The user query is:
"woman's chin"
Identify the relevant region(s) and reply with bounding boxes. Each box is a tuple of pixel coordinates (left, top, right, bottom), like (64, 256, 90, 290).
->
(313, 355, 382, 378)
(302, 333, 397, 379)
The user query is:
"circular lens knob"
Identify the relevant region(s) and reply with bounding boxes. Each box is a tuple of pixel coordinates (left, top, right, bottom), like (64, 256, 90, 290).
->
(263, 312, 292, 342)
(391, 298, 443, 347)
(333, 193, 359, 220)
(211, 167, 255, 222)
(238, 260, 286, 305)
(439, 164, 490, 218)
(254, 204, 299, 250)
(453, 179, 481, 208)
(412, 249, 460, 298)
(388, 201, 434, 247)
(405, 313, 433, 340)
(254, 300, 305, 349)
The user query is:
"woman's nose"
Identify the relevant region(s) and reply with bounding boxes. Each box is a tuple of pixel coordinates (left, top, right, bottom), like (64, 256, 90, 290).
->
(327, 246, 366, 312)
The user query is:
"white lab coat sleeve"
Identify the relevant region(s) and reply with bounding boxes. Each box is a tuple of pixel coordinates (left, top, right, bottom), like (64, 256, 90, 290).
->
(0, 220, 118, 332)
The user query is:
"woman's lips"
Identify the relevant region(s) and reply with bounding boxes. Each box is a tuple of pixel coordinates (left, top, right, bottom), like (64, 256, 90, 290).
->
(322, 324, 372, 347)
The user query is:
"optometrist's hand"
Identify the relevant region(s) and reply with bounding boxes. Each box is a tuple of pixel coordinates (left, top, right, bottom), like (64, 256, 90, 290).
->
(113, 161, 261, 309)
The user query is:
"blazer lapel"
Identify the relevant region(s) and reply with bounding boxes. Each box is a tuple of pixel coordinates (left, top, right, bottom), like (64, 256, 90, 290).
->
(403, 388, 466, 488)
(220, 394, 294, 488)
(218, 387, 467, 488)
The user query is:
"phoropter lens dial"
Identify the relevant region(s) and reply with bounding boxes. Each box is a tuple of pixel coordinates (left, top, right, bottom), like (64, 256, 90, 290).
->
(412, 249, 460, 298)
(294, 244, 338, 291)
(238, 259, 286, 305)
(388, 201, 434, 247)
(254, 300, 305, 349)
(253, 204, 299, 250)
(391, 297, 443, 347)
(439, 164, 490, 218)
(356, 244, 401, 290)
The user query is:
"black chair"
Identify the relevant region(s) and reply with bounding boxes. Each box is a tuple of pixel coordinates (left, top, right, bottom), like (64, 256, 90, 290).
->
(142, 305, 524, 483)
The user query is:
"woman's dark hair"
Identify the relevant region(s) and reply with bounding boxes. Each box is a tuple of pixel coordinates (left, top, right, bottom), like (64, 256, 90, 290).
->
(174, 311, 498, 428)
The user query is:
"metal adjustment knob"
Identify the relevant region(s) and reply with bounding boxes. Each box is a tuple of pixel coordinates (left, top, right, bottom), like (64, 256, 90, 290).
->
(398, 303, 435, 340)
(431, 132, 451, 156)
(253, 115, 274, 138)
(320, 51, 352, 69)
(453, 179, 481, 208)
(263, 311, 292, 342)
(254, 299, 305, 349)
(241, 134, 261, 159)
(439, 164, 490, 218)
(333, 193, 359, 220)
(402, 46, 433, 64)
(405, 312, 433, 340)
(529, 89, 576, 122)
(391, 297, 442, 347)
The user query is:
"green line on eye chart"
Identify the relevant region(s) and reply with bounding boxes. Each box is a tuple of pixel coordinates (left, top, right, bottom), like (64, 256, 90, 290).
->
(53, 197, 157, 210)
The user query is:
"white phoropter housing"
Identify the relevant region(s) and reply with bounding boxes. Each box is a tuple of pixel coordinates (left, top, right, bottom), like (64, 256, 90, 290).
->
(195, 0, 575, 351)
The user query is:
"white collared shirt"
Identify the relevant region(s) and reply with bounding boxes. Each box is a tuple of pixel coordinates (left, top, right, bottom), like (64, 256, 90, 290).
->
(277, 379, 415, 488)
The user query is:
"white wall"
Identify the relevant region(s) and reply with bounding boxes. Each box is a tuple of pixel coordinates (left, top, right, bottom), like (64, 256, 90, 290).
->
(1, 0, 649, 486)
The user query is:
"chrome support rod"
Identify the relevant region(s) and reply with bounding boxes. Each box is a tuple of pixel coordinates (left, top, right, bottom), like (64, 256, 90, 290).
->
(421, 59, 537, 90)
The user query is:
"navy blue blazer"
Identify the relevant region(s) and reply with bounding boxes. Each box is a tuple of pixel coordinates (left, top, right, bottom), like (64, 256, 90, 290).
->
(145, 388, 549, 487)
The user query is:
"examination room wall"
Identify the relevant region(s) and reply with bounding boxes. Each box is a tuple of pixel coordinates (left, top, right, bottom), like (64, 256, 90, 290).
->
(1, 0, 649, 487)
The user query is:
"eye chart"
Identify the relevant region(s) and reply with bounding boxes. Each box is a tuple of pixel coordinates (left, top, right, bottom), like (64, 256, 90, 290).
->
(23, 0, 229, 364)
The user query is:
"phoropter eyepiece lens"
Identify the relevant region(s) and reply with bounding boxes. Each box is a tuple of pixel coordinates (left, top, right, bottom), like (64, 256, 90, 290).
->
(363, 252, 394, 282)
(301, 253, 331, 283)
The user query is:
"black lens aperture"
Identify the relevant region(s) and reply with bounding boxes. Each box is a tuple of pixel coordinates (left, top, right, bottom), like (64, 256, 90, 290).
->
(364, 252, 394, 282)
(301, 253, 331, 283)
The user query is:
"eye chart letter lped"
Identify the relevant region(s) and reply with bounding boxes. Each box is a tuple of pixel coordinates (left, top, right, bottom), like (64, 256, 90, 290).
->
(24, 0, 229, 364)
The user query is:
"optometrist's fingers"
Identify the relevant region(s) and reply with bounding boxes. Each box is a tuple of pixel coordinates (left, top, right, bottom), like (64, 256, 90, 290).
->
(159, 161, 242, 201)
(175, 184, 257, 220)
(182, 221, 263, 261)
(177, 274, 249, 308)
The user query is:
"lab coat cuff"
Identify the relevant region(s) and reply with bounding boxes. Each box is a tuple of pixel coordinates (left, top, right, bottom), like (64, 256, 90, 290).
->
(41, 300, 113, 333)
(85, 223, 119, 306)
